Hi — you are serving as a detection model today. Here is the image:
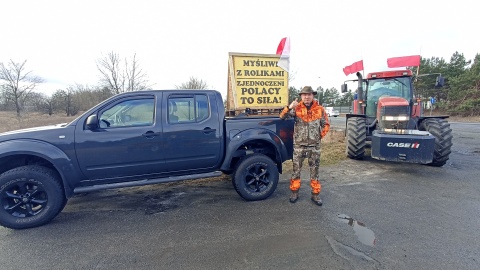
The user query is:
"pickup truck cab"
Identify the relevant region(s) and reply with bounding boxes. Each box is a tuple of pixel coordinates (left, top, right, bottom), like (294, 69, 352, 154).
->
(0, 90, 293, 229)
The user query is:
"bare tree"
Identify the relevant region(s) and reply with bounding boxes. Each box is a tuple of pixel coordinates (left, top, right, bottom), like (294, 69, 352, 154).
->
(96, 52, 150, 95)
(25, 92, 47, 112)
(0, 60, 44, 117)
(69, 84, 112, 111)
(51, 89, 69, 115)
(125, 53, 150, 92)
(175, 76, 209, 89)
(43, 95, 56, 116)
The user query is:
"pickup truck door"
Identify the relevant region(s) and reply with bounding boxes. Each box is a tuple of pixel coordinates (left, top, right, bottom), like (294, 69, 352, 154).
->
(163, 93, 222, 172)
(75, 94, 166, 180)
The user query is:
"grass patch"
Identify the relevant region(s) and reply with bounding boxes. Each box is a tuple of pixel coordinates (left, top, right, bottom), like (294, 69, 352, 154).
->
(321, 141, 347, 166)
(282, 140, 348, 173)
(0, 111, 77, 133)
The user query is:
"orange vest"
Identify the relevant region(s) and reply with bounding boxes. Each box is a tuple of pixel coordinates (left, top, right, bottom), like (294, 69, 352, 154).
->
(280, 100, 330, 145)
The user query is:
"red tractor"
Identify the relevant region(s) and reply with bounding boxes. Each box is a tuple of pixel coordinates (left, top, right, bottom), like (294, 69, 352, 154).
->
(341, 70, 453, 166)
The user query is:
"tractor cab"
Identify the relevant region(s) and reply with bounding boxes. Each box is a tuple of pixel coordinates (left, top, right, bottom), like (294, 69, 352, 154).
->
(364, 71, 412, 117)
(342, 70, 416, 133)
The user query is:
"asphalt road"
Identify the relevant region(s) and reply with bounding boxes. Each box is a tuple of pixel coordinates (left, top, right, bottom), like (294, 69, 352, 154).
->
(1, 121, 479, 270)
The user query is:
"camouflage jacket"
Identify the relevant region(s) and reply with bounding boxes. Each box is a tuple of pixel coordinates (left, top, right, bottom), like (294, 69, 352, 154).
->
(279, 100, 330, 146)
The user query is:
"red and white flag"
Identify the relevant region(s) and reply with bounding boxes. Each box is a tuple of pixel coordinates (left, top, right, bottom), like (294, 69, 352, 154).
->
(343, 60, 364, 76)
(387, 55, 421, 68)
(276, 37, 290, 72)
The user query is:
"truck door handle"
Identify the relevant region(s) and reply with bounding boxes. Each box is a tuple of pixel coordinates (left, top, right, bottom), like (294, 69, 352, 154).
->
(203, 127, 216, 134)
(142, 131, 160, 138)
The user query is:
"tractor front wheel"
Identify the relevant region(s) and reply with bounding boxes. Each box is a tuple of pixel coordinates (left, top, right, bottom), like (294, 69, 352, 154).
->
(420, 118, 453, 167)
(346, 117, 367, 159)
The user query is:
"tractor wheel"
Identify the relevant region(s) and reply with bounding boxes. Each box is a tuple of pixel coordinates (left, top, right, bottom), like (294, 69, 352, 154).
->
(420, 118, 453, 167)
(346, 117, 366, 159)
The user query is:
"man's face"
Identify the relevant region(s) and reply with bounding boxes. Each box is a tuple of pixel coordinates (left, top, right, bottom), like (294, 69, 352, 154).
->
(301, 93, 314, 105)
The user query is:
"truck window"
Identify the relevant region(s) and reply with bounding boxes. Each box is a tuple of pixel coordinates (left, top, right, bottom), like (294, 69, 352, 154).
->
(99, 97, 155, 128)
(168, 94, 210, 124)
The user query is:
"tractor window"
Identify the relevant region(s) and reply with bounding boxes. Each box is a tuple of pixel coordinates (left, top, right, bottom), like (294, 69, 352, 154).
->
(367, 77, 411, 100)
(365, 77, 412, 117)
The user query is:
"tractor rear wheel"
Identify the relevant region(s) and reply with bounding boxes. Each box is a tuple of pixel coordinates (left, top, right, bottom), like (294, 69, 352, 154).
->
(420, 118, 453, 167)
(346, 117, 366, 159)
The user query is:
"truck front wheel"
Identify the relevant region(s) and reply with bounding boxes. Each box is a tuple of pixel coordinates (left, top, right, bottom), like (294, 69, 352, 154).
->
(232, 154, 279, 201)
(0, 165, 66, 230)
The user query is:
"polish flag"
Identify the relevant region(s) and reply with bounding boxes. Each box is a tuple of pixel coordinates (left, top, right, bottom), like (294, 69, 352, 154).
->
(276, 37, 290, 73)
(343, 60, 364, 76)
(387, 55, 421, 68)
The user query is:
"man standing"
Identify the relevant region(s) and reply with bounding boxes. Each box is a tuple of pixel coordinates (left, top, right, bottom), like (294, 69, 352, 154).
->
(279, 86, 330, 206)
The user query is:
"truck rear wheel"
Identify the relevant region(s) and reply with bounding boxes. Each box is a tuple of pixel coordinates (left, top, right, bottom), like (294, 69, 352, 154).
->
(346, 117, 366, 159)
(420, 118, 453, 167)
(232, 154, 278, 201)
(0, 165, 66, 230)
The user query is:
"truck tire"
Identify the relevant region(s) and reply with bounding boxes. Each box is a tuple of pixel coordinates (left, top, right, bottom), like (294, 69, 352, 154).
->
(0, 165, 66, 230)
(346, 117, 366, 159)
(232, 154, 278, 201)
(420, 118, 453, 167)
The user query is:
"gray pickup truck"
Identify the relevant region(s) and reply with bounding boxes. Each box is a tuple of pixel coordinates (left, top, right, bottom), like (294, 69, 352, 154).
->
(0, 90, 294, 229)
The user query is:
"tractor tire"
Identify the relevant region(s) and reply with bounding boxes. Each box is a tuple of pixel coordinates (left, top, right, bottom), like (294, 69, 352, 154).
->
(0, 165, 66, 230)
(232, 154, 279, 201)
(346, 117, 366, 159)
(420, 118, 453, 167)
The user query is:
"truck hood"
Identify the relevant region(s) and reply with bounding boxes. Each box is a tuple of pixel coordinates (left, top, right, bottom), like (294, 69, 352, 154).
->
(0, 123, 71, 141)
(377, 96, 409, 108)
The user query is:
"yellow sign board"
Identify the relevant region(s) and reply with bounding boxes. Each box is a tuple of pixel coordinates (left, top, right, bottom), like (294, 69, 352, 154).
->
(227, 52, 288, 111)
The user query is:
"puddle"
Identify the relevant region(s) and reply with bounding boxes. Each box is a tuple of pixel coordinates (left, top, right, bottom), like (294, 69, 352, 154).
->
(337, 214, 376, 247)
(325, 236, 375, 262)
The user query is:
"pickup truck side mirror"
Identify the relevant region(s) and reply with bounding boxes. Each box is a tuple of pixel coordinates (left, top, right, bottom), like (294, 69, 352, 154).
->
(86, 115, 99, 130)
(341, 84, 348, 93)
(435, 75, 445, 87)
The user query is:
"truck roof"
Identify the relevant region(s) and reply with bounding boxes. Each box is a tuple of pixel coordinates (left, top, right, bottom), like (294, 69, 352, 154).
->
(366, 69, 412, 79)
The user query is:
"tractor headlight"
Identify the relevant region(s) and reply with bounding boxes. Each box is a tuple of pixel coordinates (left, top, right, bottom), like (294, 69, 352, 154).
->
(379, 105, 410, 131)
(382, 115, 410, 121)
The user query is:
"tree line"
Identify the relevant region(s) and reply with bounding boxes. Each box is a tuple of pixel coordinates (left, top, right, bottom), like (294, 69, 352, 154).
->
(410, 52, 480, 116)
(0, 52, 209, 118)
(1, 51, 478, 117)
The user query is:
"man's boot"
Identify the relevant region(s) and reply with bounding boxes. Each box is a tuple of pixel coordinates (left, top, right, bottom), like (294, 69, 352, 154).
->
(289, 190, 299, 203)
(311, 193, 322, 206)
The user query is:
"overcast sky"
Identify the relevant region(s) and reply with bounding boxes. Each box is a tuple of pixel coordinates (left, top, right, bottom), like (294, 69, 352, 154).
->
(1, 0, 478, 99)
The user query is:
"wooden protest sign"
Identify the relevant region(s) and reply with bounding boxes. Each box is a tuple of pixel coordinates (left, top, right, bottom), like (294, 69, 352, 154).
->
(227, 52, 289, 114)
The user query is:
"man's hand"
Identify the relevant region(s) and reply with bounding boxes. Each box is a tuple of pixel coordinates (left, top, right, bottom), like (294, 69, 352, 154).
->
(289, 98, 299, 109)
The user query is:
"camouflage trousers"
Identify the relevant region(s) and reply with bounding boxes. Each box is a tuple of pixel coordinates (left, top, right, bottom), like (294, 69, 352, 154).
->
(290, 144, 322, 193)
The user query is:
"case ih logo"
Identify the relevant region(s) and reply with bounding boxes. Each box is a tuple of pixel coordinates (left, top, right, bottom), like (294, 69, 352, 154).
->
(387, 142, 420, 148)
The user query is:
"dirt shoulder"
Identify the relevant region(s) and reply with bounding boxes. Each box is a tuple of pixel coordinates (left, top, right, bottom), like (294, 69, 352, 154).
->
(445, 115, 480, 122)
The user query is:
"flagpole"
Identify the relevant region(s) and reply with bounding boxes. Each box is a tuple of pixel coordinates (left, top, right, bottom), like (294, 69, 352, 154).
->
(361, 53, 364, 78)
(415, 46, 422, 82)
